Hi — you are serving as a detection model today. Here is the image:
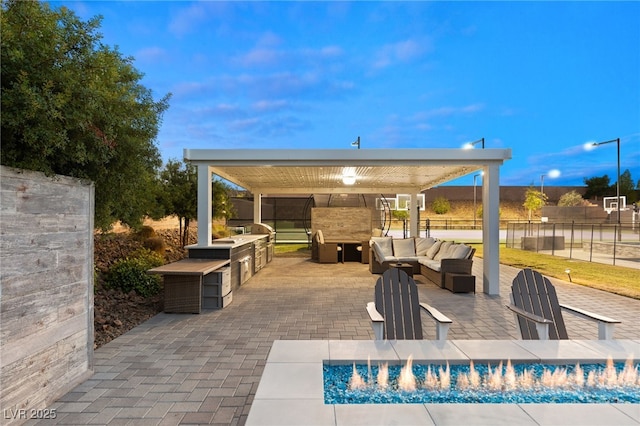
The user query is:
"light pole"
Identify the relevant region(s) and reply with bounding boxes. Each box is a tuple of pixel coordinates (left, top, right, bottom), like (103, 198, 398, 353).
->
(473, 172, 482, 229)
(463, 137, 485, 149)
(540, 174, 546, 195)
(589, 138, 621, 240)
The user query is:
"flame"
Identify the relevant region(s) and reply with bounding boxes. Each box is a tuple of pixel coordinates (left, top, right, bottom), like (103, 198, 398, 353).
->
(486, 361, 503, 390)
(347, 354, 639, 395)
(439, 363, 451, 390)
(377, 363, 389, 389)
(398, 355, 416, 391)
(424, 365, 439, 390)
(504, 359, 517, 390)
(469, 361, 481, 388)
(348, 363, 367, 390)
(572, 363, 585, 387)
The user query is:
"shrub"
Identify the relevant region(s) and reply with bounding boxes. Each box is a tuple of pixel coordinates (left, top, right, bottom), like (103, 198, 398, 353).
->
(558, 190, 588, 207)
(133, 225, 156, 241)
(143, 236, 166, 254)
(212, 224, 231, 239)
(431, 196, 451, 214)
(106, 248, 164, 297)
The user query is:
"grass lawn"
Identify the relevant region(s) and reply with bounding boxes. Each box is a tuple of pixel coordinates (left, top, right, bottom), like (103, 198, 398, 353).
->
(275, 243, 639, 300)
(274, 243, 311, 257)
(470, 243, 640, 300)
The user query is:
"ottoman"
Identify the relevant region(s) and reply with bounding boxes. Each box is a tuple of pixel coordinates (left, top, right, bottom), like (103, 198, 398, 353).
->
(444, 272, 475, 293)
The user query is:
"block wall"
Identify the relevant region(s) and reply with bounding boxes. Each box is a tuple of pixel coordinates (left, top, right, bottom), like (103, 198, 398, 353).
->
(0, 166, 94, 425)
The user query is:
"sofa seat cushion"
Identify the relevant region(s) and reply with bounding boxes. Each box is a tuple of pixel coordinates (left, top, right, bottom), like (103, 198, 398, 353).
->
(392, 238, 416, 257)
(382, 255, 399, 263)
(418, 257, 441, 271)
(396, 256, 418, 263)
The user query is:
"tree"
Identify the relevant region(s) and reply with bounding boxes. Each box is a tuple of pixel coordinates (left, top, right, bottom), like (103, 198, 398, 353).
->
(1, 0, 170, 229)
(158, 160, 197, 246)
(583, 175, 611, 200)
(523, 187, 547, 221)
(212, 179, 236, 222)
(619, 169, 637, 203)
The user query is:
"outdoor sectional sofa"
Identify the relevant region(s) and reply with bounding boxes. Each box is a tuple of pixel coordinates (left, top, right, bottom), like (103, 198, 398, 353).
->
(368, 236, 476, 288)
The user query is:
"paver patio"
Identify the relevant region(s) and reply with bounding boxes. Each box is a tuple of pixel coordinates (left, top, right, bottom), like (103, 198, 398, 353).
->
(31, 257, 640, 425)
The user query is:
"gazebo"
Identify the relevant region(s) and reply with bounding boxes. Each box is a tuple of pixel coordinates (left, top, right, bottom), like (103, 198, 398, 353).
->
(184, 148, 511, 295)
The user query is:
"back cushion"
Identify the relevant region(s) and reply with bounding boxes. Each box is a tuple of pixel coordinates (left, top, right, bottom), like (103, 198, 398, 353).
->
(393, 238, 416, 257)
(371, 237, 393, 259)
(415, 237, 437, 256)
(434, 241, 454, 260)
(426, 240, 442, 259)
(450, 244, 472, 259)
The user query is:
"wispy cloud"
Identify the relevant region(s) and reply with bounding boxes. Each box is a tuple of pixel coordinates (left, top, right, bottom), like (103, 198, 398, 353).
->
(172, 72, 355, 102)
(409, 103, 486, 121)
(373, 38, 432, 69)
(168, 2, 232, 37)
(135, 46, 169, 64)
(251, 99, 291, 112)
(232, 44, 344, 68)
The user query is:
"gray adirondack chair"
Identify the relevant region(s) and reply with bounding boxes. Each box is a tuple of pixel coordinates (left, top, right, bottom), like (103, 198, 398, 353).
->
(507, 268, 620, 340)
(366, 267, 452, 341)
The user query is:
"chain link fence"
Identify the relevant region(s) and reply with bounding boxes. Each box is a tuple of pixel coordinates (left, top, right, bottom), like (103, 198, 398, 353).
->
(506, 221, 640, 266)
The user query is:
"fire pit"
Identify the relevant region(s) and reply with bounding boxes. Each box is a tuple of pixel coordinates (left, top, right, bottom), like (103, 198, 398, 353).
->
(324, 357, 639, 404)
(247, 340, 640, 425)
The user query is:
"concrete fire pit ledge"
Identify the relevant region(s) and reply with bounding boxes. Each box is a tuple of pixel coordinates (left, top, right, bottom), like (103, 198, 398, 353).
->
(246, 339, 640, 426)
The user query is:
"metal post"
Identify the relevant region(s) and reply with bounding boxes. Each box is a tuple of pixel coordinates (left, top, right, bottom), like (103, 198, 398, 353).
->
(613, 226, 617, 266)
(569, 220, 574, 259)
(589, 225, 594, 262)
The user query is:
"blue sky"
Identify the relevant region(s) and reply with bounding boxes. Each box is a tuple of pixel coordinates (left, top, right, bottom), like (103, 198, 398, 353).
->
(54, 1, 639, 187)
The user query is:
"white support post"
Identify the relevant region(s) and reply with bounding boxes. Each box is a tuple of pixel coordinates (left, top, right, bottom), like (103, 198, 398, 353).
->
(196, 163, 212, 247)
(253, 193, 262, 225)
(410, 193, 419, 237)
(482, 164, 500, 295)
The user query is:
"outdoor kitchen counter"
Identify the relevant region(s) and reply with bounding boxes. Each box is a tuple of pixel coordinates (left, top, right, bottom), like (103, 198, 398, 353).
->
(148, 258, 231, 314)
(186, 234, 274, 293)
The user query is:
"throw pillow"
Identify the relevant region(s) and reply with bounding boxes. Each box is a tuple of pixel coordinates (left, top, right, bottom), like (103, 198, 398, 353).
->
(450, 244, 471, 259)
(415, 237, 437, 256)
(371, 237, 393, 260)
(434, 241, 454, 260)
(393, 238, 416, 257)
(426, 240, 442, 259)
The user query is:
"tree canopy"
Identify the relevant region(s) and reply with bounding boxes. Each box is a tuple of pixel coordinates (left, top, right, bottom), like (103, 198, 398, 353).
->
(1, 0, 170, 229)
(523, 187, 547, 220)
(583, 170, 638, 204)
(158, 160, 197, 246)
(583, 175, 611, 200)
